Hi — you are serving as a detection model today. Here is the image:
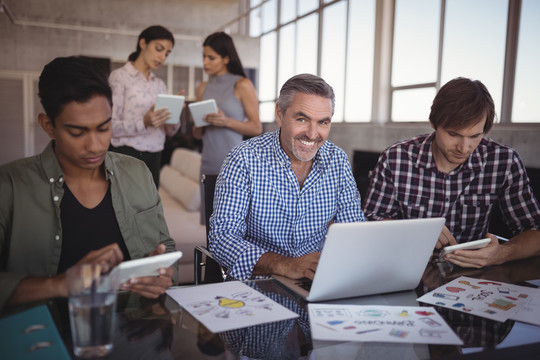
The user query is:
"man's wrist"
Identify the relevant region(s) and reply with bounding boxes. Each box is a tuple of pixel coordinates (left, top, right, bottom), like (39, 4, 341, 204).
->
(44, 273, 68, 298)
(253, 252, 286, 276)
(7, 274, 68, 307)
(495, 241, 517, 265)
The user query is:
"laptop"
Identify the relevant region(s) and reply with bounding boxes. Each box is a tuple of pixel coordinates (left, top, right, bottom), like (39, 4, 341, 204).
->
(274, 217, 445, 302)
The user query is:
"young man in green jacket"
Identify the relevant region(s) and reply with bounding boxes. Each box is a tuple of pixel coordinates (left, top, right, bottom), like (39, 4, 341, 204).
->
(0, 56, 176, 310)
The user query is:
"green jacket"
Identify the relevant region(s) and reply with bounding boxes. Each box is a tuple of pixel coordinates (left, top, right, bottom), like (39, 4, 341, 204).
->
(0, 141, 176, 309)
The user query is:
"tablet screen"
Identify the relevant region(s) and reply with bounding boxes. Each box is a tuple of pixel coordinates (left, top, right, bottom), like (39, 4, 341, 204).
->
(109, 251, 183, 287)
(155, 94, 185, 124)
(188, 99, 218, 127)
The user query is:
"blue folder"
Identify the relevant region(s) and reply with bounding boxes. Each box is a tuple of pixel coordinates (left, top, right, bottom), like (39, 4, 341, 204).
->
(0, 304, 71, 360)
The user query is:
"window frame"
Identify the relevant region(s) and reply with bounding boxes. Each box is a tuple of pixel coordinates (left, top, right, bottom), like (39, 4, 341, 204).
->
(245, 0, 537, 125)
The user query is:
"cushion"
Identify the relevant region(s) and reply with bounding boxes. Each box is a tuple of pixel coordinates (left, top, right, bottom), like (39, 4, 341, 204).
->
(159, 165, 200, 211)
(169, 148, 201, 183)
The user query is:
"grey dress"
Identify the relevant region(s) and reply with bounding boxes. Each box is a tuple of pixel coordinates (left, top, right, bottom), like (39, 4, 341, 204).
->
(200, 72, 247, 224)
(200, 72, 246, 175)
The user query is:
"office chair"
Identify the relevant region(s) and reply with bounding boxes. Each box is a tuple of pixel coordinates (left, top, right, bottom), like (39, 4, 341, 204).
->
(194, 174, 227, 284)
(352, 150, 381, 200)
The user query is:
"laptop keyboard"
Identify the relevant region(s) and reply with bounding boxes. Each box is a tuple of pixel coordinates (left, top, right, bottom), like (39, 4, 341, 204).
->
(295, 277, 313, 291)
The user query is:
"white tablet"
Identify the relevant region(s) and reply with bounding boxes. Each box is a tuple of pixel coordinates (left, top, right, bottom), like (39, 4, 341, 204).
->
(110, 251, 183, 287)
(440, 238, 491, 257)
(188, 99, 218, 127)
(155, 94, 185, 124)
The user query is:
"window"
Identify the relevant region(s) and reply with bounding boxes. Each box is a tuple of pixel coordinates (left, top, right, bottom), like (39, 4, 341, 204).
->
(0, 72, 47, 164)
(0, 78, 25, 164)
(295, 13, 318, 76)
(261, 0, 277, 33)
(298, 0, 318, 16)
(153, 65, 168, 84)
(441, 0, 507, 122)
(513, 0, 540, 123)
(194, 67, 204, 92)
(172, 65, 189, 95)
(392, 0, 439, 87)
(392, 88, 435, 122)
(345, 0, 375, 122)
(280, 0, 296, 24)
(249, 0, 263, 37)
(259, 32, 277, 121)
(321, 2, 347, 121)
(248, 0, 540, 124)
(278, 23, 296, 91)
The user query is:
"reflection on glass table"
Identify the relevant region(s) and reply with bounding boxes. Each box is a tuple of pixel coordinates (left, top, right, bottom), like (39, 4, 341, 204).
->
(12, 254, 539, 359)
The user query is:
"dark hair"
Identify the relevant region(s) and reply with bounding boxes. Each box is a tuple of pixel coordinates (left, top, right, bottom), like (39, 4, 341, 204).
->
(429, 77, 496, 133)
(38, 56, 112, 125)
(128, 25, 175, 62)
(203, 32, 246, 77)
(276, 73, 335, 115)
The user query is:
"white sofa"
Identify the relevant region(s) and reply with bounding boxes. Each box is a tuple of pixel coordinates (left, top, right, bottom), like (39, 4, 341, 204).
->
(158, 148, 206, 284)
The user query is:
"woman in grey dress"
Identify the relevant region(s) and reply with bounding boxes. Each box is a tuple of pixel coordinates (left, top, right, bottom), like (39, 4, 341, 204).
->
(193, 32, 261, 223)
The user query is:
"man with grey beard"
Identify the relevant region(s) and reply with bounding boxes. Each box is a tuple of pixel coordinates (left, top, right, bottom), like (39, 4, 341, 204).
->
(208, 74, 365, 281)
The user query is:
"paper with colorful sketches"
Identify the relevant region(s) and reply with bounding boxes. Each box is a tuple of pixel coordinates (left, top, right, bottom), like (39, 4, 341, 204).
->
(509, 288, 540, 326)
(417, 276, 539, 322)
(166, 281, 298, 333)
(308, 304, 462, 345)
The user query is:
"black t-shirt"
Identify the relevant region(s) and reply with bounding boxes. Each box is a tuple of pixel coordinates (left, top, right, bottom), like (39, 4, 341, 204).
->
(57, 183, 130, 274)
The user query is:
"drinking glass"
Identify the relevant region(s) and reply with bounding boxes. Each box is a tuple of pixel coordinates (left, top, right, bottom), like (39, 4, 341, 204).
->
(66, 264, 118, 358)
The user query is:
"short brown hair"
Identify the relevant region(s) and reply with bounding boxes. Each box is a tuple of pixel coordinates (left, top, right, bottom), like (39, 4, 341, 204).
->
(429, 77, 495, 133)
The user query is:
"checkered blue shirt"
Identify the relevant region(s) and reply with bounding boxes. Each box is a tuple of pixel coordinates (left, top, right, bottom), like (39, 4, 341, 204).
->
(363, 133, 540, 243)
(220, 280, 311, 359)
(209, 130, 365, 280)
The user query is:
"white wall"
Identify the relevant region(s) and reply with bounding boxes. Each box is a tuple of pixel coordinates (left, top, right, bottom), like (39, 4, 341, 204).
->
(0, 0, 258, 70)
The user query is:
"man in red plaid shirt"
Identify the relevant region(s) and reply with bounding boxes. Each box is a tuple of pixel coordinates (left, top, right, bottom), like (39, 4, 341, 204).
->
(364, 77, 540, 268)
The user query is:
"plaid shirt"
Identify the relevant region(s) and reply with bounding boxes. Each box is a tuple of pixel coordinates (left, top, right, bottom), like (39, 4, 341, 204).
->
(363, 133, 540, 243)
(209, 130, 365, 280)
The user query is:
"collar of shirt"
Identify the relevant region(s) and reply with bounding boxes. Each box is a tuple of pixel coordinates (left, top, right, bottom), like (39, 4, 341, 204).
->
(41, 141, 64, 185)
(125, 61, 156, 82)
(415, 132, 486, 175)
(103, 153, 117, 180)
(41, 140, 115, 184)
(209, 72, 237, 85)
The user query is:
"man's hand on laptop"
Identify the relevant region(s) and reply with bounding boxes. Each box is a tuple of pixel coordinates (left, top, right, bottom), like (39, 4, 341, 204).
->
(253, 252, 321, 280)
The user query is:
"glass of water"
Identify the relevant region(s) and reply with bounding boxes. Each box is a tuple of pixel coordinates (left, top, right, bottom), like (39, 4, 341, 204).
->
(66, 263, 118, 358)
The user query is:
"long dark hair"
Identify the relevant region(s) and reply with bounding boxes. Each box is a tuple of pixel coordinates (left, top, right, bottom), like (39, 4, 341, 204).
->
(203, 32, 246, 77)
(129, 25, 175, 62)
